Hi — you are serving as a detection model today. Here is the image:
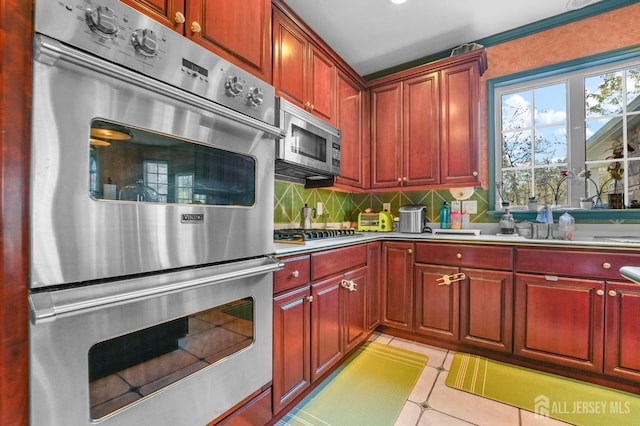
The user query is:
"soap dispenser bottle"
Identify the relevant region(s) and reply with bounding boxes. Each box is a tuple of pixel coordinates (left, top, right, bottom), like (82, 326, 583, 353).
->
(440, 201, 450, 229)
(499, 208, 515, 234)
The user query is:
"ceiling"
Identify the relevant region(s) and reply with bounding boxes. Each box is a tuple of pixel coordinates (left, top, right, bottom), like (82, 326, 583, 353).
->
(282, 0, 605, 77)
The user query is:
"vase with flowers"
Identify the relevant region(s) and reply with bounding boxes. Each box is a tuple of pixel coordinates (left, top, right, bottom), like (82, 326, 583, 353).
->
(577, 161, 624, 209)
(538, 170, 573, 207)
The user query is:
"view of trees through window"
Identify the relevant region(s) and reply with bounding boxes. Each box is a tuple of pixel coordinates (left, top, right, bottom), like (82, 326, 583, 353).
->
(496, 58, 640, 210)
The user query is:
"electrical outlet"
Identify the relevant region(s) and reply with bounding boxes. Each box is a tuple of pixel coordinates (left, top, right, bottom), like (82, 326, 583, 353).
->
(462, 200, 477, 214)
(383, 202, 391, 212)
(316, 202, 323, 215)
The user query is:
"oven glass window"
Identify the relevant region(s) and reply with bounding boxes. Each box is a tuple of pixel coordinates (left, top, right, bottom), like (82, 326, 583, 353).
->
(88, 297, 254, 419)
(291, 124, 327, 162)
(89, 120, 256, 206)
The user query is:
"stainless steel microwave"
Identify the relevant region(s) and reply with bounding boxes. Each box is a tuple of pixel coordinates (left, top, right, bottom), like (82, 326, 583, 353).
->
(275, 98, 341, 183)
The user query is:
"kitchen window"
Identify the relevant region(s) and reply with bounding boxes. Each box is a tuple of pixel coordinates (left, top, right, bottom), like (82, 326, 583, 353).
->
(492, 51, 640, 211)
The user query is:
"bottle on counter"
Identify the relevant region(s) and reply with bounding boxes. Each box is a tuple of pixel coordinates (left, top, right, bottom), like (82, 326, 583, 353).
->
(440, 201, 451, 229)
(558, 212, 575, 240)
(450, 208, 462, 229)
(499, 207, 515, 234)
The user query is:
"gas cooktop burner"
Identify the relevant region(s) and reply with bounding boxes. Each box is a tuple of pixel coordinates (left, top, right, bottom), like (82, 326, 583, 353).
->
(274, 228, 358, 244)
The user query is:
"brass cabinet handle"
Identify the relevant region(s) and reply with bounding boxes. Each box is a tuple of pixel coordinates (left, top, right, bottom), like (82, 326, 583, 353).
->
(596, 289, 604, 296)
(291, 270, 299, 278)
(397, 177, 402, 182)
(407, 248, 412, 254)
(174, 11, 186, 24)
(456, 253, 462, 259)
(402, 177, 407, 181)
(602, 262, 611, 269)
(191, 21, 202, 33)
(341, 279, 357, 292)
(472, 171, 478, 177)
(437, 272, 466, 286)
(608, 290, 617, 297)
(307, 295, 313, 302)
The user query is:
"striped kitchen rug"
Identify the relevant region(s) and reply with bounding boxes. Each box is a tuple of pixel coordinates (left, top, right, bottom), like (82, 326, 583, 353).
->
(278, 341, 428, 426)
(446, 352, 640, 426)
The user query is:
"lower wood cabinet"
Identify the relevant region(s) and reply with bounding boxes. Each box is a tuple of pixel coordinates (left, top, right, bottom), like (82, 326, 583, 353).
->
(604, 281, 640, 381)
(383, 242, 513, 352)
(514, 273, 605, 373)
(514, 247, 640, 379)
(380, 241, 414, 330)
(273, 244, 371, 416)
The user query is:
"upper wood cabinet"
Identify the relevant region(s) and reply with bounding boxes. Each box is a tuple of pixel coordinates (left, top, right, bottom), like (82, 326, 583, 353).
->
(335, 70, 369, 189)
(272, 9, 334, 123)
(369, 49, 487, 189)
(121, 0, 272, 81)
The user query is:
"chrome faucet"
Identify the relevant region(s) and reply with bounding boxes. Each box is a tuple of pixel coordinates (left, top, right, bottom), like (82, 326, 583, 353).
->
(534, 204, 555, 239)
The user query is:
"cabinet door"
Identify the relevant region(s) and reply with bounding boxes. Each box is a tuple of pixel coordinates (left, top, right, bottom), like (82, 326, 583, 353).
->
(335, 70, 367, 189)
(308, 45, 334, 123)
(187, 0, 271, 81)
(414, 264, 460, 341)
(342, 267, 368, 354)
(370, 83, 403, 188)
(311, 277, 342, 381)
(403, 72, 440, 186)
(604, 281, 640, 381)
(273, 286, 311, 414)
(440, 61, 480, 185)
(514, 273, 605, 373)
(380, 242, 414, 330)
(273, 11, 306, 107)
(121, 0, 185, 31)
(460, 268, 513, 352)
(366, 242, 381, 331)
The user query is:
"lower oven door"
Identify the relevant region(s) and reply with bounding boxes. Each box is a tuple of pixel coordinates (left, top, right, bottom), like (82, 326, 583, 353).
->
(29, 256, 281, 426)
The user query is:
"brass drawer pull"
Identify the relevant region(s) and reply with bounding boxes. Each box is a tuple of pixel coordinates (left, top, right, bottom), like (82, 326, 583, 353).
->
(291, 270, 299, 278)
(602, 262, 611, 269)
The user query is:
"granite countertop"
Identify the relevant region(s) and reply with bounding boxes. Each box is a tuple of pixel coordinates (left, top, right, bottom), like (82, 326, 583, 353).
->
(272, 223, 640, 256)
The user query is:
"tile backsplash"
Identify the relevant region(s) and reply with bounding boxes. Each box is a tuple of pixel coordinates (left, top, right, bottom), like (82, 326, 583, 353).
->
(274, 180, 492, 227)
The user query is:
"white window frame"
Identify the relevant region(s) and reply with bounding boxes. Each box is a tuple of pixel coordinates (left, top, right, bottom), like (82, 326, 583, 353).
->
(493, 54, 640, 211)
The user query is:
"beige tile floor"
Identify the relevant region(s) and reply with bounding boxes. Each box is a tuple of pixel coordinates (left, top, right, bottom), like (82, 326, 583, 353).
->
(369, 333, 571, 426)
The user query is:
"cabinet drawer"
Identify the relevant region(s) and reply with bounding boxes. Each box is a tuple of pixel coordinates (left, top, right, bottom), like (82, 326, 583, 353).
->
(515, 248, 639, 279)
(415, 243, 513, 270)
(274, 255, 310, 294)
(311, 244, 367, 280)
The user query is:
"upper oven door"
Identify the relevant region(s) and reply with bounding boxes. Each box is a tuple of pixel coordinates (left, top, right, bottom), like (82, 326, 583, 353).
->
(30, 36, 279, 288)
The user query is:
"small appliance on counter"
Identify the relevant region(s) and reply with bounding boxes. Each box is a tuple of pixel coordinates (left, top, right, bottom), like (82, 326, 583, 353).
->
(357, 211, 393, 232)
(399, 205, 430, 233)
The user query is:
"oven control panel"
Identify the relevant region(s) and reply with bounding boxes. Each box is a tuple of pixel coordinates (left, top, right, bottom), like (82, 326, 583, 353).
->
(34, 0, 275, 125)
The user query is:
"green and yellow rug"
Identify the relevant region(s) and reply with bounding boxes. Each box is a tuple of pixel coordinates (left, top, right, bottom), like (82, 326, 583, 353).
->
(278, 341, 428, 426)
(446, 353, 640, 426)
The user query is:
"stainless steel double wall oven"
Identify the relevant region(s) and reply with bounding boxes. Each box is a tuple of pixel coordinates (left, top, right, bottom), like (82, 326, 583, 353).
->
(29, 1, 281, 424)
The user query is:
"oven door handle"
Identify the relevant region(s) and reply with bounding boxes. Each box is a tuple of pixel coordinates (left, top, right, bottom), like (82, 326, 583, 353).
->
(30, 255, 284, 324)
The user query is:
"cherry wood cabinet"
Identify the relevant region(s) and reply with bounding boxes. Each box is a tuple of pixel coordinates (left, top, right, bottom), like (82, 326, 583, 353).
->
(414, 243, 513, 351)
(335, 70, 369, 189)
(310, 274, 343, 381)
(514, 273, 605, 373)
(122, 0, 272, 81)
(273, 283, 311, 414)
(604, 280, 640, 381)
(380, 241, 415, 330)
(366, 242, 381, 331)
(272, 9, 334, 123)
(514, 247, 640, 375)
(273, 244, 370, 416)
(414, 263, 460, 341)
(369, 49, 486, 189)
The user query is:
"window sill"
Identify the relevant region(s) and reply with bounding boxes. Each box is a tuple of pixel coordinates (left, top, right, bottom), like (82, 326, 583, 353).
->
(489, 208, 640, 222)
